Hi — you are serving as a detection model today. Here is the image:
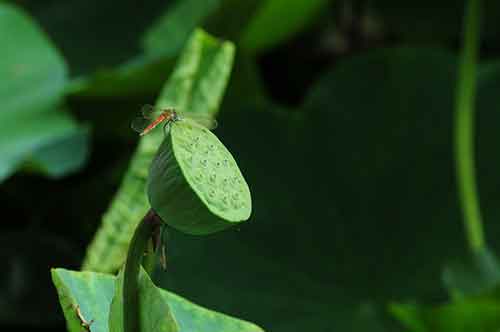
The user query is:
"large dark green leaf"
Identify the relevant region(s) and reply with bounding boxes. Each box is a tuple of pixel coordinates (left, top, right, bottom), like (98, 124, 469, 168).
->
(388, 56, 500, 332)
(152, 47, 475, 332)
(0, 3, 88, 182)
(153, 47, 500, 332)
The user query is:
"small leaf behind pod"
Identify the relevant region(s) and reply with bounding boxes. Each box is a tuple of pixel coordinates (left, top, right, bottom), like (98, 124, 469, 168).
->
(148, 119, 251, 235)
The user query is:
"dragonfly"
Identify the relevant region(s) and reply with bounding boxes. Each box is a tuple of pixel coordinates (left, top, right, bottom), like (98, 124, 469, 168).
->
(131, 104, 217, 136)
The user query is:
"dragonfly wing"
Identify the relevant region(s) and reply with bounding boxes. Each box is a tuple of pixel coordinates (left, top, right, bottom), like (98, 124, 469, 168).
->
(141, 104, 157, 119)
(198, 117, 218, 130)
(181, 112, 218, 130)
(131, 116, 151, 133)
(141, 104, 167, 119)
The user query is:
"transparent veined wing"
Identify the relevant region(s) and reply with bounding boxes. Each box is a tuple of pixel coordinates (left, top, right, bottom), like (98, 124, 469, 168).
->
(132, 104, 169, 135)
(141, 104, 164, 119)
(179, 111, 218, 130)
(131, 116, 151, 134)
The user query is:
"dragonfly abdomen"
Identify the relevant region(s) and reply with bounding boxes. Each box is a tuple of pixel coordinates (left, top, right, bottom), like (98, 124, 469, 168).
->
(140, 112, 168, 136)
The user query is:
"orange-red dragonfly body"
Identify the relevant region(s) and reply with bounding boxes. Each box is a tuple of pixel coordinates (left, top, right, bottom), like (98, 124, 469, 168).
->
(131, 105, 216, 136)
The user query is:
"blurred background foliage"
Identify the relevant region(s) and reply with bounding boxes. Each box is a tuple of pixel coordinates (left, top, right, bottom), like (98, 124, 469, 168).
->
(2, 0, 500, 331)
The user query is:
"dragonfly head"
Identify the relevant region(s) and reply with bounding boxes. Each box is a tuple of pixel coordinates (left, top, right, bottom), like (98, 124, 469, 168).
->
(170, 110, 181, 122)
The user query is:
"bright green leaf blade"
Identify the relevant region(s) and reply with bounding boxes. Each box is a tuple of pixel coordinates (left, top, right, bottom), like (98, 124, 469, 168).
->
(142, 0, 221, 56)
(25, 125, 90, 177)
(390, 304, 428, 332)
(240, 0, 329, 53)
(156, 28, 235, 116)
(109, 269, 178, 332)
(51, 269, 115, 332)
(443, 248, 500, 299)
(82, 29, 235, 272)
(0, 4, 88, 181)
(53, 268, 263, 332)
(391, 300, 500, 332)
(165, 288, 263, 332)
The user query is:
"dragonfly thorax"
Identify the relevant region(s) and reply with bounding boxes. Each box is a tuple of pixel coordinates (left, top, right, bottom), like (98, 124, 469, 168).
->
(169, 110, 181, 122)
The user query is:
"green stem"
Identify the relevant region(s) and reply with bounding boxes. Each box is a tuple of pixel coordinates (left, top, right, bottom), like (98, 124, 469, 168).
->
(123, 210, 162, 332)
(455, 0, 484, 252)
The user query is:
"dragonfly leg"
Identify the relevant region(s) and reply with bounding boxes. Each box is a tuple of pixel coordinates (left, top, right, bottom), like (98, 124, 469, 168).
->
(162, 121, 172, 136)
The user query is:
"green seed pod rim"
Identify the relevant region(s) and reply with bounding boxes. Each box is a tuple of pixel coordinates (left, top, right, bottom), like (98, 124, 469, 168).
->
(170, 118, 251, 223)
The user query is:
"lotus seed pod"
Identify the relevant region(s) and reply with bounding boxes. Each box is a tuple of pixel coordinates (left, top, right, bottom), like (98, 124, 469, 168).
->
(147, 119, 251, 235)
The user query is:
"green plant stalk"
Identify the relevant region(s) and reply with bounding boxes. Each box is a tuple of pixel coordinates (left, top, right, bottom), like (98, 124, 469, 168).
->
(123, 210, 161, 332)
(455, 0, 484, 252)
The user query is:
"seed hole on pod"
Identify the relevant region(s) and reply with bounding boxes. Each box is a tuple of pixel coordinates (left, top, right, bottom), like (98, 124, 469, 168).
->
(194, 172, 203, 181)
